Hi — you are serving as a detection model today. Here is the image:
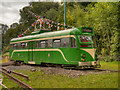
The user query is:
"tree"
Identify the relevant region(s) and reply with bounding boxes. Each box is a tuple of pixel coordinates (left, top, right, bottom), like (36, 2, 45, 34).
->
(84, 2, 119, 61)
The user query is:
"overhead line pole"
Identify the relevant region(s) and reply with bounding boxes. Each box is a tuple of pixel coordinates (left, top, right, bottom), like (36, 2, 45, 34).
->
(64, 0, 67, 30)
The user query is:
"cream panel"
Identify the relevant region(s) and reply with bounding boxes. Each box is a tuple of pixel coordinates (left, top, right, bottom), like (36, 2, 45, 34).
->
(82, 49, 96, 59)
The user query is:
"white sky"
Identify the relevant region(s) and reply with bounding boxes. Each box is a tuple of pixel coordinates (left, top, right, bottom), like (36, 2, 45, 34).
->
(0, 0, 61, 27)
(0, 2, 29, 27)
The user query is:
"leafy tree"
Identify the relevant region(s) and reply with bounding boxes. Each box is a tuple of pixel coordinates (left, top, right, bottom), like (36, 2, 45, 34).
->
(84, 2, 119, 61)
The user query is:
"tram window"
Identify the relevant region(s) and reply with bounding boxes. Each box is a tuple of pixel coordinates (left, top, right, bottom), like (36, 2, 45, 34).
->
(47, 39, 53, 48)
(80, 36, 91, 42)
(25, 42, 28, 48)
(10, 44, 12, 49)
(45, 40, 48, 48)
(40, 41, 46, 48)
(20, 43, 22, 49)
(21, 43, 25, 49)
(16, 43, 18, 49)
(10, 44, 13, 49)
(61, 38, 69, 47)
(36, 41, 39, 48)
(71, 38, 77, 48)
(20, 43, 23, 49)
(80, 44, 92, 47)
(13, 44, 16, 49)
(53, 39, 60, 48)
(17, 43, 21, 49)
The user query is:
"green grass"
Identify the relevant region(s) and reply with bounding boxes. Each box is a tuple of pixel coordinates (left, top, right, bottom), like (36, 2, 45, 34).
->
(2, 75, 22, 89)
(2, 61, 119, 89)
(13, 70, 118, 88)
(99, 61, 118, 70)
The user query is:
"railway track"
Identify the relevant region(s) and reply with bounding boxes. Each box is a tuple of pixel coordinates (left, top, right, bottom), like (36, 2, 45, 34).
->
(2, 68, 29, 80)
(1, 68, 34, 90)
(0, 83, 10, 90)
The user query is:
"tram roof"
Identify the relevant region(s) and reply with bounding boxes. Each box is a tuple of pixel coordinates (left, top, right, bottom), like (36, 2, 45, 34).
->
(11, 28, 81, 42)
(10, 27, 93, 43)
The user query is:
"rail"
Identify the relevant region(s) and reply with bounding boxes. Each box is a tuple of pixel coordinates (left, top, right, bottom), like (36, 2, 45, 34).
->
(2, 68, 29, 80)
(1, 69, 34, 90)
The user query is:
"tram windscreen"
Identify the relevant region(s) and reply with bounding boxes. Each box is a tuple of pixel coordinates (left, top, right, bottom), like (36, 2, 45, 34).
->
(80, 36, 91, 42)
(80, 36, 92, 47)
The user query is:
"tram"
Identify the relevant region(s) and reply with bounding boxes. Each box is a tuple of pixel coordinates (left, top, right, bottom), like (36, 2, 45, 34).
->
(9, 27, 100, 68)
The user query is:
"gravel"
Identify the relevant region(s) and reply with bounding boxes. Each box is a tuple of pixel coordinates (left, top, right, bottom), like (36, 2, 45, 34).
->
(3, 64, 110, 78)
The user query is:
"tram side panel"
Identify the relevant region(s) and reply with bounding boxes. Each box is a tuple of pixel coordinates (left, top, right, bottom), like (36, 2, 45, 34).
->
(9, 49, 28, 63)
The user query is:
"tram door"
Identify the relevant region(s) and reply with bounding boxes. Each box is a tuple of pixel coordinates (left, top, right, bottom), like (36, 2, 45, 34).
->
(28, 41, 33, 62)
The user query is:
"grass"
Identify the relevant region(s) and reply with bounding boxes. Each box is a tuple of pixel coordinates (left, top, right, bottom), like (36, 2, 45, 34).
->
(2, 75, 23, 89)
(13, 71, 118, 88)
(2, 61, 119, 89)
(99, 61, 118, 70)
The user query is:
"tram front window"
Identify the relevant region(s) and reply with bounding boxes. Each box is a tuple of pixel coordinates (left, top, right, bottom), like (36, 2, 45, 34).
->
(79, 36, 92, 47)
(80, 36, 91, 42)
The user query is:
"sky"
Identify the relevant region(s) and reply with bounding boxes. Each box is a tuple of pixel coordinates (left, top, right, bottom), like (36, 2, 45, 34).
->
(0, 0, 62, 27)
(0, 2, 29, 27)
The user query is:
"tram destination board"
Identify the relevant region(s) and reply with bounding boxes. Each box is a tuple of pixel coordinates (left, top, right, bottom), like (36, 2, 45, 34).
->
(82, 28, 92, 33)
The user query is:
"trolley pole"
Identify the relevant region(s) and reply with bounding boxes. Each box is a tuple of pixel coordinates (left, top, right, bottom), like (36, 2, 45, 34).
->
(64, 0, 67, 30)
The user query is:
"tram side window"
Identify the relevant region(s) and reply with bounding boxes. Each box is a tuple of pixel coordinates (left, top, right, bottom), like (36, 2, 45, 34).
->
(61, 38, 69, 47)
(45, 40, 48, 48)
(10, 44, 13, 49)
(21, 43, 23, 49)
(71, 37, 77, 48)
(20, 43, 22, 49)
(40, 41, 46, 48)
(53, 39, 60, 48)
(13, 44, 16, 49)
(16, 44, 18, 49)
(47, 39, 53, 48)
(14, 43, 18, 49)
(17, 43, 20, 49)
(36, 41, 39, 48)
(25, 42, 28, 48)
(21, 43, 26, 49)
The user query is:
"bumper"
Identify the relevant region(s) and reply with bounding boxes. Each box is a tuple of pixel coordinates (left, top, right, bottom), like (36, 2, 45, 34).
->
(78, 61, 101, 68)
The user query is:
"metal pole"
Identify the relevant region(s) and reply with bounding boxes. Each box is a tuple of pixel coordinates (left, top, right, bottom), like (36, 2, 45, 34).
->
(64, 0, 67, 30)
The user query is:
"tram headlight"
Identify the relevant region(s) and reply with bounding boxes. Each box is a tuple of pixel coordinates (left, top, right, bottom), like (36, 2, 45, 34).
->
(82, 54, 85, 58)
(83, 59, 85, 62)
